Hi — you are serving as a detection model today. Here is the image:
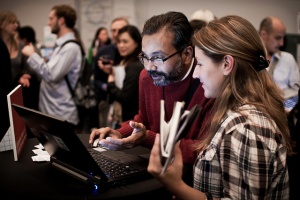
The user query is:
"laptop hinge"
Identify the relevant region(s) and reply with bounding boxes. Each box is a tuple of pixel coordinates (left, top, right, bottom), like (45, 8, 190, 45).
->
(52, 161, 101, 184)
(52, 162, 88, 181)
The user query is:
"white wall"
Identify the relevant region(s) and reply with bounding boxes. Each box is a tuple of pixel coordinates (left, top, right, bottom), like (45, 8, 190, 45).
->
(1, 0, 299, 51)
(135, 0, 300, 33)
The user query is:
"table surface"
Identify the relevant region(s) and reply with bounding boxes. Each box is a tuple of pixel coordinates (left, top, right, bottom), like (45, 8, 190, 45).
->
(0, 134, 172, 200)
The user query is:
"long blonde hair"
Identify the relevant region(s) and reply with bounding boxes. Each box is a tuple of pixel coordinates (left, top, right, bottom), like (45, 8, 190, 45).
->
(193, 15, 292, 154)
(0, 10, 18, 53)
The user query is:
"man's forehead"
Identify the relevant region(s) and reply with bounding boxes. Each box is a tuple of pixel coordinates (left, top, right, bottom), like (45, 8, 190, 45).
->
(270, 28, 285, 38)
(142, 31, 174, 55)
(271, 20, 286, 34)
(111, 20, 128, 29)
(49, 10, 56, 18)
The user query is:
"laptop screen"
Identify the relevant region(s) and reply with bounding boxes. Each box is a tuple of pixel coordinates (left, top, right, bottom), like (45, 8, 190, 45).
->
(11, 104, 107, 184)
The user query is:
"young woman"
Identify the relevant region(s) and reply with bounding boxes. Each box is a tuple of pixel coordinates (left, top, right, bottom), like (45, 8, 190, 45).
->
(87, 27, 111, 66)
(97, 25, 143, 126)
(0, 11, 27, 87)
(0, 11, 40, 111)
(147, 15, 291, 199)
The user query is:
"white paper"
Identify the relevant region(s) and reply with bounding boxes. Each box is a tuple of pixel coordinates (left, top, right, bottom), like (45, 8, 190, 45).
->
(31, 143, 50, 162)
(113, 65, 125, 89)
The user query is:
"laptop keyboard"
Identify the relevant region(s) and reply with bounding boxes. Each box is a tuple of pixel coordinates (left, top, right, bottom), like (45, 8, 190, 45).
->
(88, 149, 140, 179)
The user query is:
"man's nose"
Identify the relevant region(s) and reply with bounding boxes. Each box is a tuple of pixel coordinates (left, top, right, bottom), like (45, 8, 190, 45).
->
(144, 61, 157, 70)
(279, 38, 284, 47)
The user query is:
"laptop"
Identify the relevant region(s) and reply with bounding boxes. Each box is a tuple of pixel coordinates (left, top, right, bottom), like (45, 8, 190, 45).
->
(11, 104, 151, 188)
(283, 88, 299, 112)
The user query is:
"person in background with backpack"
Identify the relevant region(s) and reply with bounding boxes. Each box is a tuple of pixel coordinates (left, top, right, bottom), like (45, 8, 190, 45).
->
(21, 4, 81, 126)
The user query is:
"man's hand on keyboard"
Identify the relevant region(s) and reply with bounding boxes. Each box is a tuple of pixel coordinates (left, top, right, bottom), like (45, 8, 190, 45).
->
(89, 127, 122, 148)
(97, 121, 147, 150)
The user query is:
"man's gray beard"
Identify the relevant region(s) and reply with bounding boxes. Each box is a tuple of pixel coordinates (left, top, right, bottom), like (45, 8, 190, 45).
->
(150, 59, 184, 86)
(153, 78, 172, 87)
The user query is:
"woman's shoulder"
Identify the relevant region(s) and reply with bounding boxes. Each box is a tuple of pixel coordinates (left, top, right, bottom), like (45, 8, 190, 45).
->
(221, 104, 277, 136)
(224, 105, 262, 123)
(127, 60, 144, 71)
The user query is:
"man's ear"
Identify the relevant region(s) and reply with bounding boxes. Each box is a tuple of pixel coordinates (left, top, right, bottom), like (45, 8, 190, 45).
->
(260, 30, 268, 41)
(58, 17, 64, 26)
(182, 46, 194, 64)
(223, 55, 234, 75)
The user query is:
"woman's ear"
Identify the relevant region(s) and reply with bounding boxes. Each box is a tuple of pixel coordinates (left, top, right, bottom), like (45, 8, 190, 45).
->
(223, 55, 234, 75)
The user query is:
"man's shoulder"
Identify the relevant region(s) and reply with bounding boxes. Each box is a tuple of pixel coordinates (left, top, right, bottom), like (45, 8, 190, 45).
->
(278, 51, 296, 61)
(59, 39, 81, 50)
(139, 69, 150, 79)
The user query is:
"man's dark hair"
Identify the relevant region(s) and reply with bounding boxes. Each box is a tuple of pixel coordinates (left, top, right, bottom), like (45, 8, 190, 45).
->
(142, 11, 193, 50)
(189, 19, 207, 32)
(52, 4, 77, 28)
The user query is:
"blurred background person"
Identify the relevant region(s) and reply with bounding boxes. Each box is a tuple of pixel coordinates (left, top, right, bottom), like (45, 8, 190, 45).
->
(189, 9, 216, 32)
(97, 25, 143, 128)
(0, 37, 12, 140)
(18, 25, 41, 55)
(259, 16, 300, 92)
(93, 17, 129, 129)
(22, 4, 82, 126)
(82, 26, 111, 132)
(1, 11, 26, 87)
(260, 16, 300, 200)
(0, 11, 39, 111)
(190, 9, 215, 22)
(189, 19, 207, 32)
(87, 26, 111, 67)
(17, 25, 41, 111)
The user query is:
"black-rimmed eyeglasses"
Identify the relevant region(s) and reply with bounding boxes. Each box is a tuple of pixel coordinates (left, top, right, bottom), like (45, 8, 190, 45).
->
(138, 48, 184, 67)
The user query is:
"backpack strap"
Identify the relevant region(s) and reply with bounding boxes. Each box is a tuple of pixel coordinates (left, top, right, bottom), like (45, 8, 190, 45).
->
(60, 40, 85, 97)
(64, 74, 75, 97)
(59, 39, 85, 56)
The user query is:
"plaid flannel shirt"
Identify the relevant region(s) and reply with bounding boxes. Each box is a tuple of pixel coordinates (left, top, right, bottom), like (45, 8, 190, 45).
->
(194, 104, 289, 200)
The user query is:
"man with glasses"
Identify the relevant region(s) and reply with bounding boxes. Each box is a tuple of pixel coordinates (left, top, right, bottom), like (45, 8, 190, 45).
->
(89, 11, 214, 184)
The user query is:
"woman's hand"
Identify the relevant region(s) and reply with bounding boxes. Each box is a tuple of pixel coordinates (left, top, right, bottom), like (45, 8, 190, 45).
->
(148, 135, 207, 200)
(148, 134, 183, 186)
(108, 73, 115, 83)
(98, 55, 113, 74)
(19, 74, 31, 87)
